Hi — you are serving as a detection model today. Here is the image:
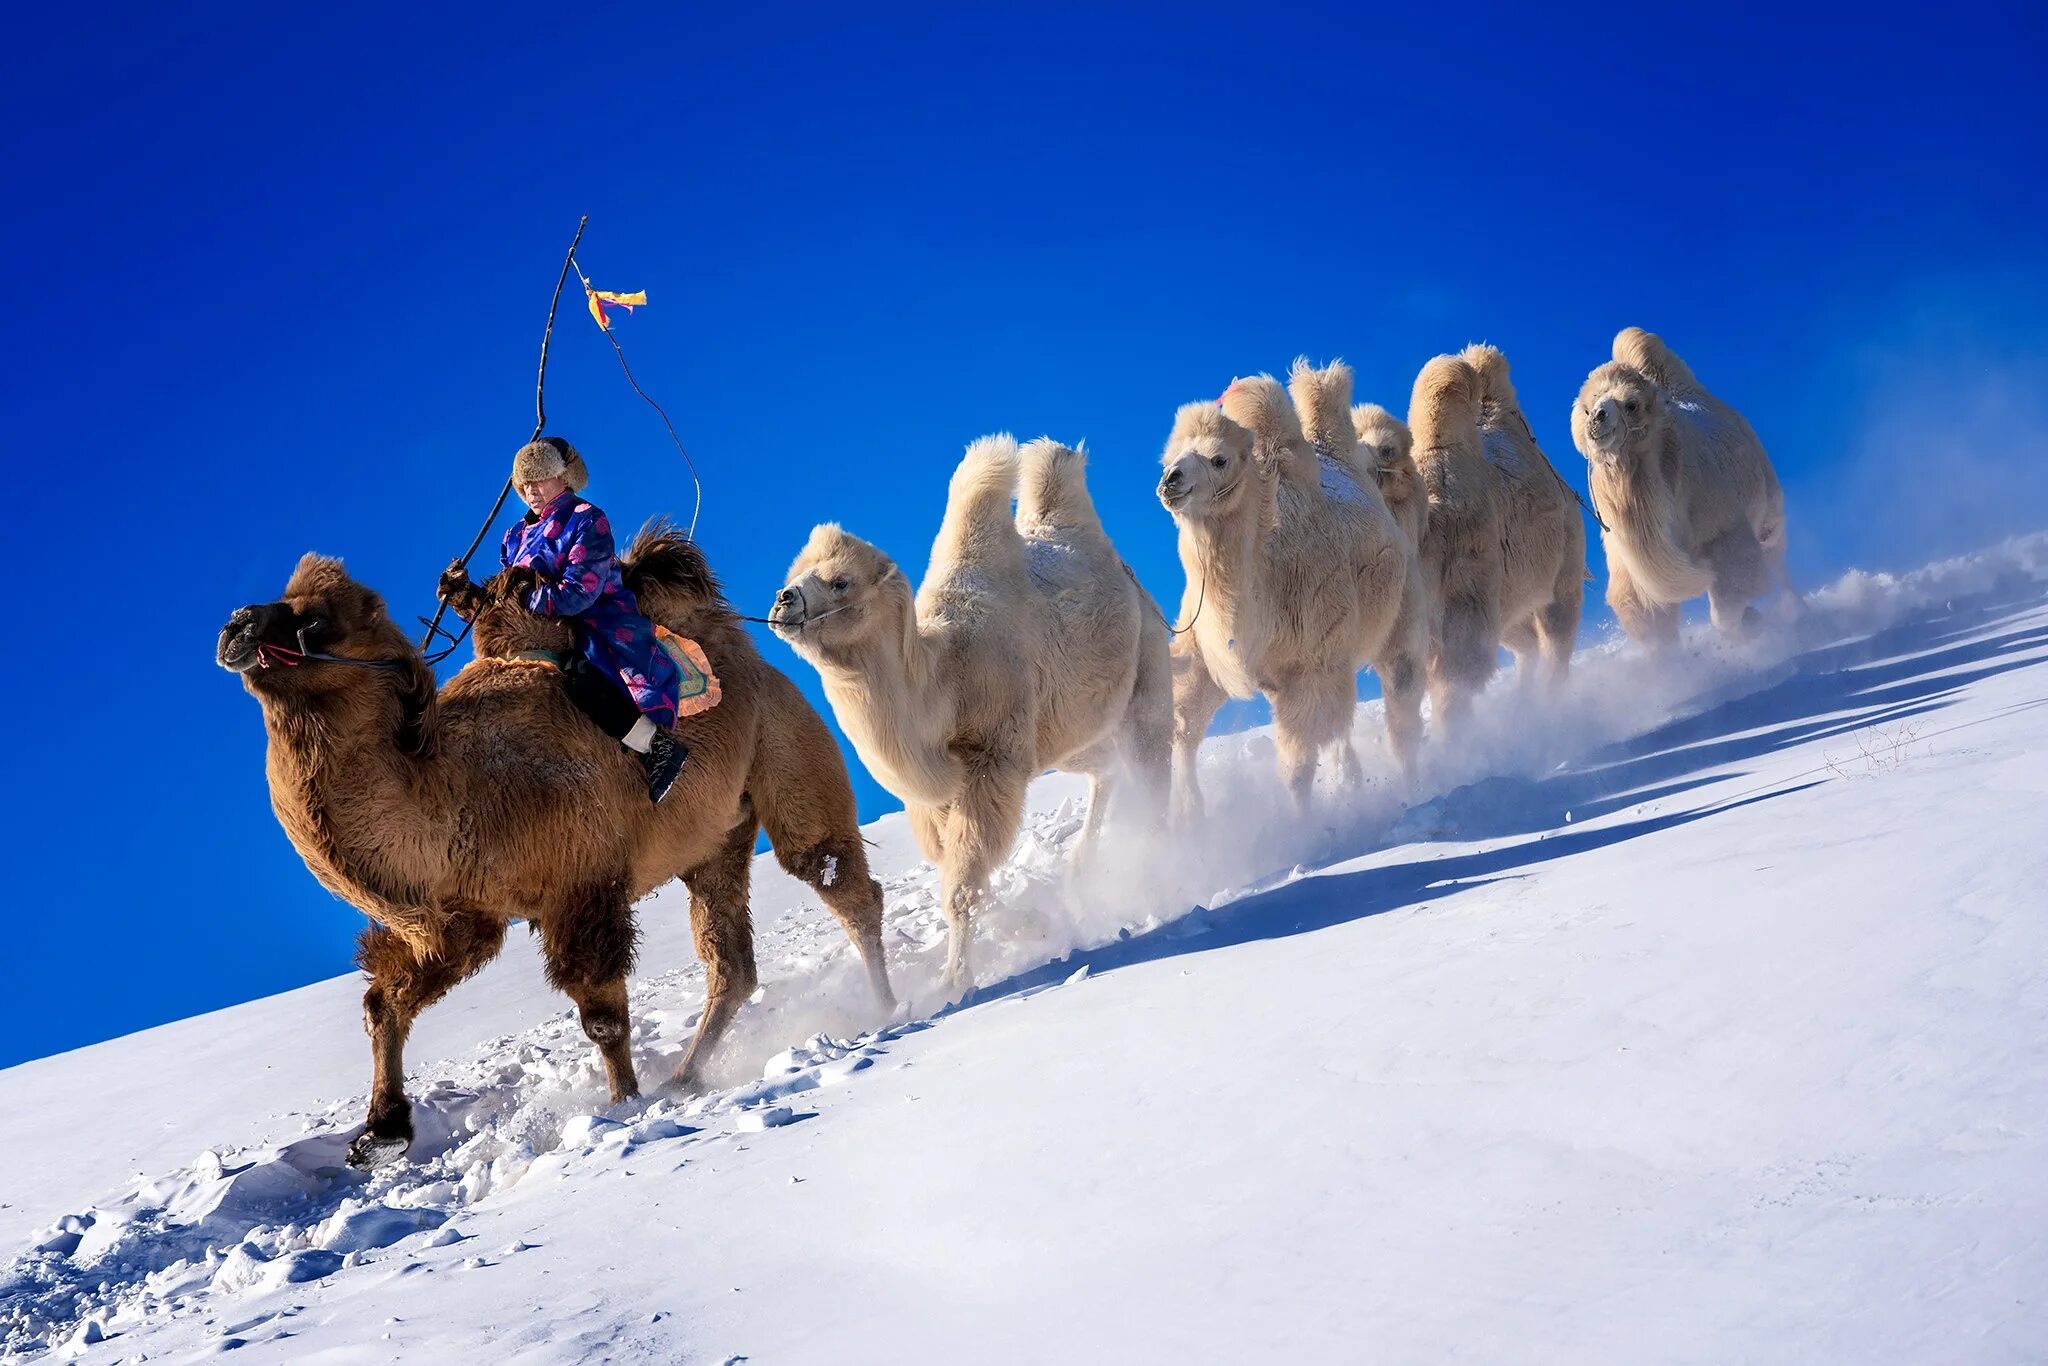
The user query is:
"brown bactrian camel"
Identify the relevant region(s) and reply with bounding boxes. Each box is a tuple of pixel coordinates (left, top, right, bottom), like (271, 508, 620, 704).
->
(1350, 401, 1428, 554)
(1459, 343, 1587, 689)
(217, 526, 893, 1166)
(1157, 363, 1428, 819)
(1571, 327, 1797, 645)
(772, 435, 1171, 994)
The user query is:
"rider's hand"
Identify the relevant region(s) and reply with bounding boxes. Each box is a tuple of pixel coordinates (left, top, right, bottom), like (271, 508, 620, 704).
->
(437, 559, 474, 604)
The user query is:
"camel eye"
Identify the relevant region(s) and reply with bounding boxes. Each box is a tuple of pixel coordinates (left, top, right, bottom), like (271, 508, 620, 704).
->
(830, 577, 850, 595)
(1210, 454, 1228, 469)
(1624, 398, 1639, 413)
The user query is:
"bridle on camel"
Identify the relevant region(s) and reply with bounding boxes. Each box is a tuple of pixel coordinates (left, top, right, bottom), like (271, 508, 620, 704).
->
(256, 625, 409, 673)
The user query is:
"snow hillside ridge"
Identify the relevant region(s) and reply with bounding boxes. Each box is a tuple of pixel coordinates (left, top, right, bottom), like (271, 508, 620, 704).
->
(1, 531, 2045, 1363)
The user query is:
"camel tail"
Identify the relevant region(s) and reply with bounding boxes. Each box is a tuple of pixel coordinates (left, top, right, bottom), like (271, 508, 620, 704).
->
(1612, 327, 1701, 392)
(1287, 357, 1360, 463)
(1457, 342, 1517, 411)
(1015, 437, 1102, 534)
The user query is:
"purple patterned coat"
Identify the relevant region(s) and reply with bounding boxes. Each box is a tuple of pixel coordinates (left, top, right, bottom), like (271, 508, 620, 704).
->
(501, 490, 680, 727)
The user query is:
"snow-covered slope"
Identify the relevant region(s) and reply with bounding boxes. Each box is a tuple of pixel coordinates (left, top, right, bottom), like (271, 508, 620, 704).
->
(4, 539, 2047, 1363)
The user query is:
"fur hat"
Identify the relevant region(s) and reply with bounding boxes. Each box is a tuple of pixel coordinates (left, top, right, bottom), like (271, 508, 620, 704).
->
(511, 436, 590, 491)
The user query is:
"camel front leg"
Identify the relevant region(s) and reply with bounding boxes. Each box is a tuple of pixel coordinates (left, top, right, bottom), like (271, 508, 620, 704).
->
(672, 816, 761, 1092)
(1270, 670, 1357, 815)
(937, 751, 1030, 994)
(351, 913, 506, 1167)
(538, 877, 642, 1104)
(1607, 560, 1680, 651)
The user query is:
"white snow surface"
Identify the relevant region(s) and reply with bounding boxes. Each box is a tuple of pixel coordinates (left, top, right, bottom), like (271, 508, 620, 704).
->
(4, 536, 2047, 1363)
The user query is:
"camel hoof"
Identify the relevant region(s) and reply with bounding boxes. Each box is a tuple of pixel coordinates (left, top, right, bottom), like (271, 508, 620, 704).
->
(345, 1128, 411, 1169)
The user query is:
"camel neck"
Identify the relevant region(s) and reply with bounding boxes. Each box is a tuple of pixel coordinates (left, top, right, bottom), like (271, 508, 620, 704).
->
(805, 600, 955, 806)
(260, 694, 444, 938)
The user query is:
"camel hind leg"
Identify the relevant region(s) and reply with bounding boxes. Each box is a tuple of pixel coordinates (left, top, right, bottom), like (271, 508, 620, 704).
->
(352, 911, 507, 1167)
(749, 682, 896, 1010)
(671, 814, 761, 1091)
(1170, 640, 1226, 826)
(1430, 580, 1501, 736)
(1501, 617, 1542, 687)
(1703, 525, 1769, 636)
(1124, 614, 1174, 822)
(538, 876, 642, 1104)
(760, 808, 896, 1013)
(1535, 564, 1583, 691)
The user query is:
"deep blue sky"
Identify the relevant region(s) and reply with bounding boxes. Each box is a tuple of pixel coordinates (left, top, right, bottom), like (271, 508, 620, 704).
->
(5, 2, 2044, 1068)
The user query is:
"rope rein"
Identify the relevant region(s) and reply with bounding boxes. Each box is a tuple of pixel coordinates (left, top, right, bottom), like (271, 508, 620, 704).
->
(256, 627, 409, 673)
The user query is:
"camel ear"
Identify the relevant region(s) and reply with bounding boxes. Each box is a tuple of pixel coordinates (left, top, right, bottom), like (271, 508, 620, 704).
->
(394, 656, 439, 759)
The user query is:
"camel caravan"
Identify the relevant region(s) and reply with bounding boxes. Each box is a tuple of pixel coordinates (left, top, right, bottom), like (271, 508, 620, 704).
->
(217, 327, 1797, 1165)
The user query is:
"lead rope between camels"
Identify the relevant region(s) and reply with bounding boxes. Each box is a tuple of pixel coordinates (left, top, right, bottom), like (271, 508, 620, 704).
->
(417, 216, 589, 665)
(1123, 561, 1205, 636)
(1515, 408, 1608, 533)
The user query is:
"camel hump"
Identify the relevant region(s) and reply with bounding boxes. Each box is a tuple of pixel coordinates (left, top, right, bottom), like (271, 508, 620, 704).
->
(621, 519, 734, 627)
(1218, 373, 1304, 452)
(1287, 357, 1358, 457)
(934, 434, 1024, 563)
(1015, 436, 1102, 534)
(1457, 343, 1517, 410)
(1612, 327, 1701, 392)
(1411, 353, 1480, 413)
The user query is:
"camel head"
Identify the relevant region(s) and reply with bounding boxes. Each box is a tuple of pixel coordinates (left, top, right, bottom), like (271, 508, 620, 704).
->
(771, 523, 909, 662)
(1572, 360, 1664, 472)
(218, 553, 439, 757)
(1350, 403, 1415, 483)
(1158, 401, 1258, 523)
(468, 564, 580, 661)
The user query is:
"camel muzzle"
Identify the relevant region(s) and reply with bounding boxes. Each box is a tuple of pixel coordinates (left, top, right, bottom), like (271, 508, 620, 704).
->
(218, 604, 274, 673)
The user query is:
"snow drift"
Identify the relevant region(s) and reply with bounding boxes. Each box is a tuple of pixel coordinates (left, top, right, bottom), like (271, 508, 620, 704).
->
(2, 534, 2045, 1363)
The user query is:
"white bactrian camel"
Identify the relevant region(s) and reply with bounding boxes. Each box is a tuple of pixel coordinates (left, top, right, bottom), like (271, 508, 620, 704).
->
(773, 435, 1170, 991)
(1157, 362, 1428, 819)
(1408, 348, 1586, 731)
(1570, 327, 1796, 644)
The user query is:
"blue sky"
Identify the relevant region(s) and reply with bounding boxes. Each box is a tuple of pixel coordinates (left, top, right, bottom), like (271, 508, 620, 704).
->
(5, 1, 2044, 1068)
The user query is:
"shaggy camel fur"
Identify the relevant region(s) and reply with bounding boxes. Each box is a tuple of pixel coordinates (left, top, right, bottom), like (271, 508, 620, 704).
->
(218, 527, 893, 1166)
(1407, 348, 1586, 731)
(1460, 343, 1587, 688)
(773, 436, 1171, 993)
(1351, 402, 1428, 553)
(1570, 327, 1795, 644)
(1158, 362, 1428, 819)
